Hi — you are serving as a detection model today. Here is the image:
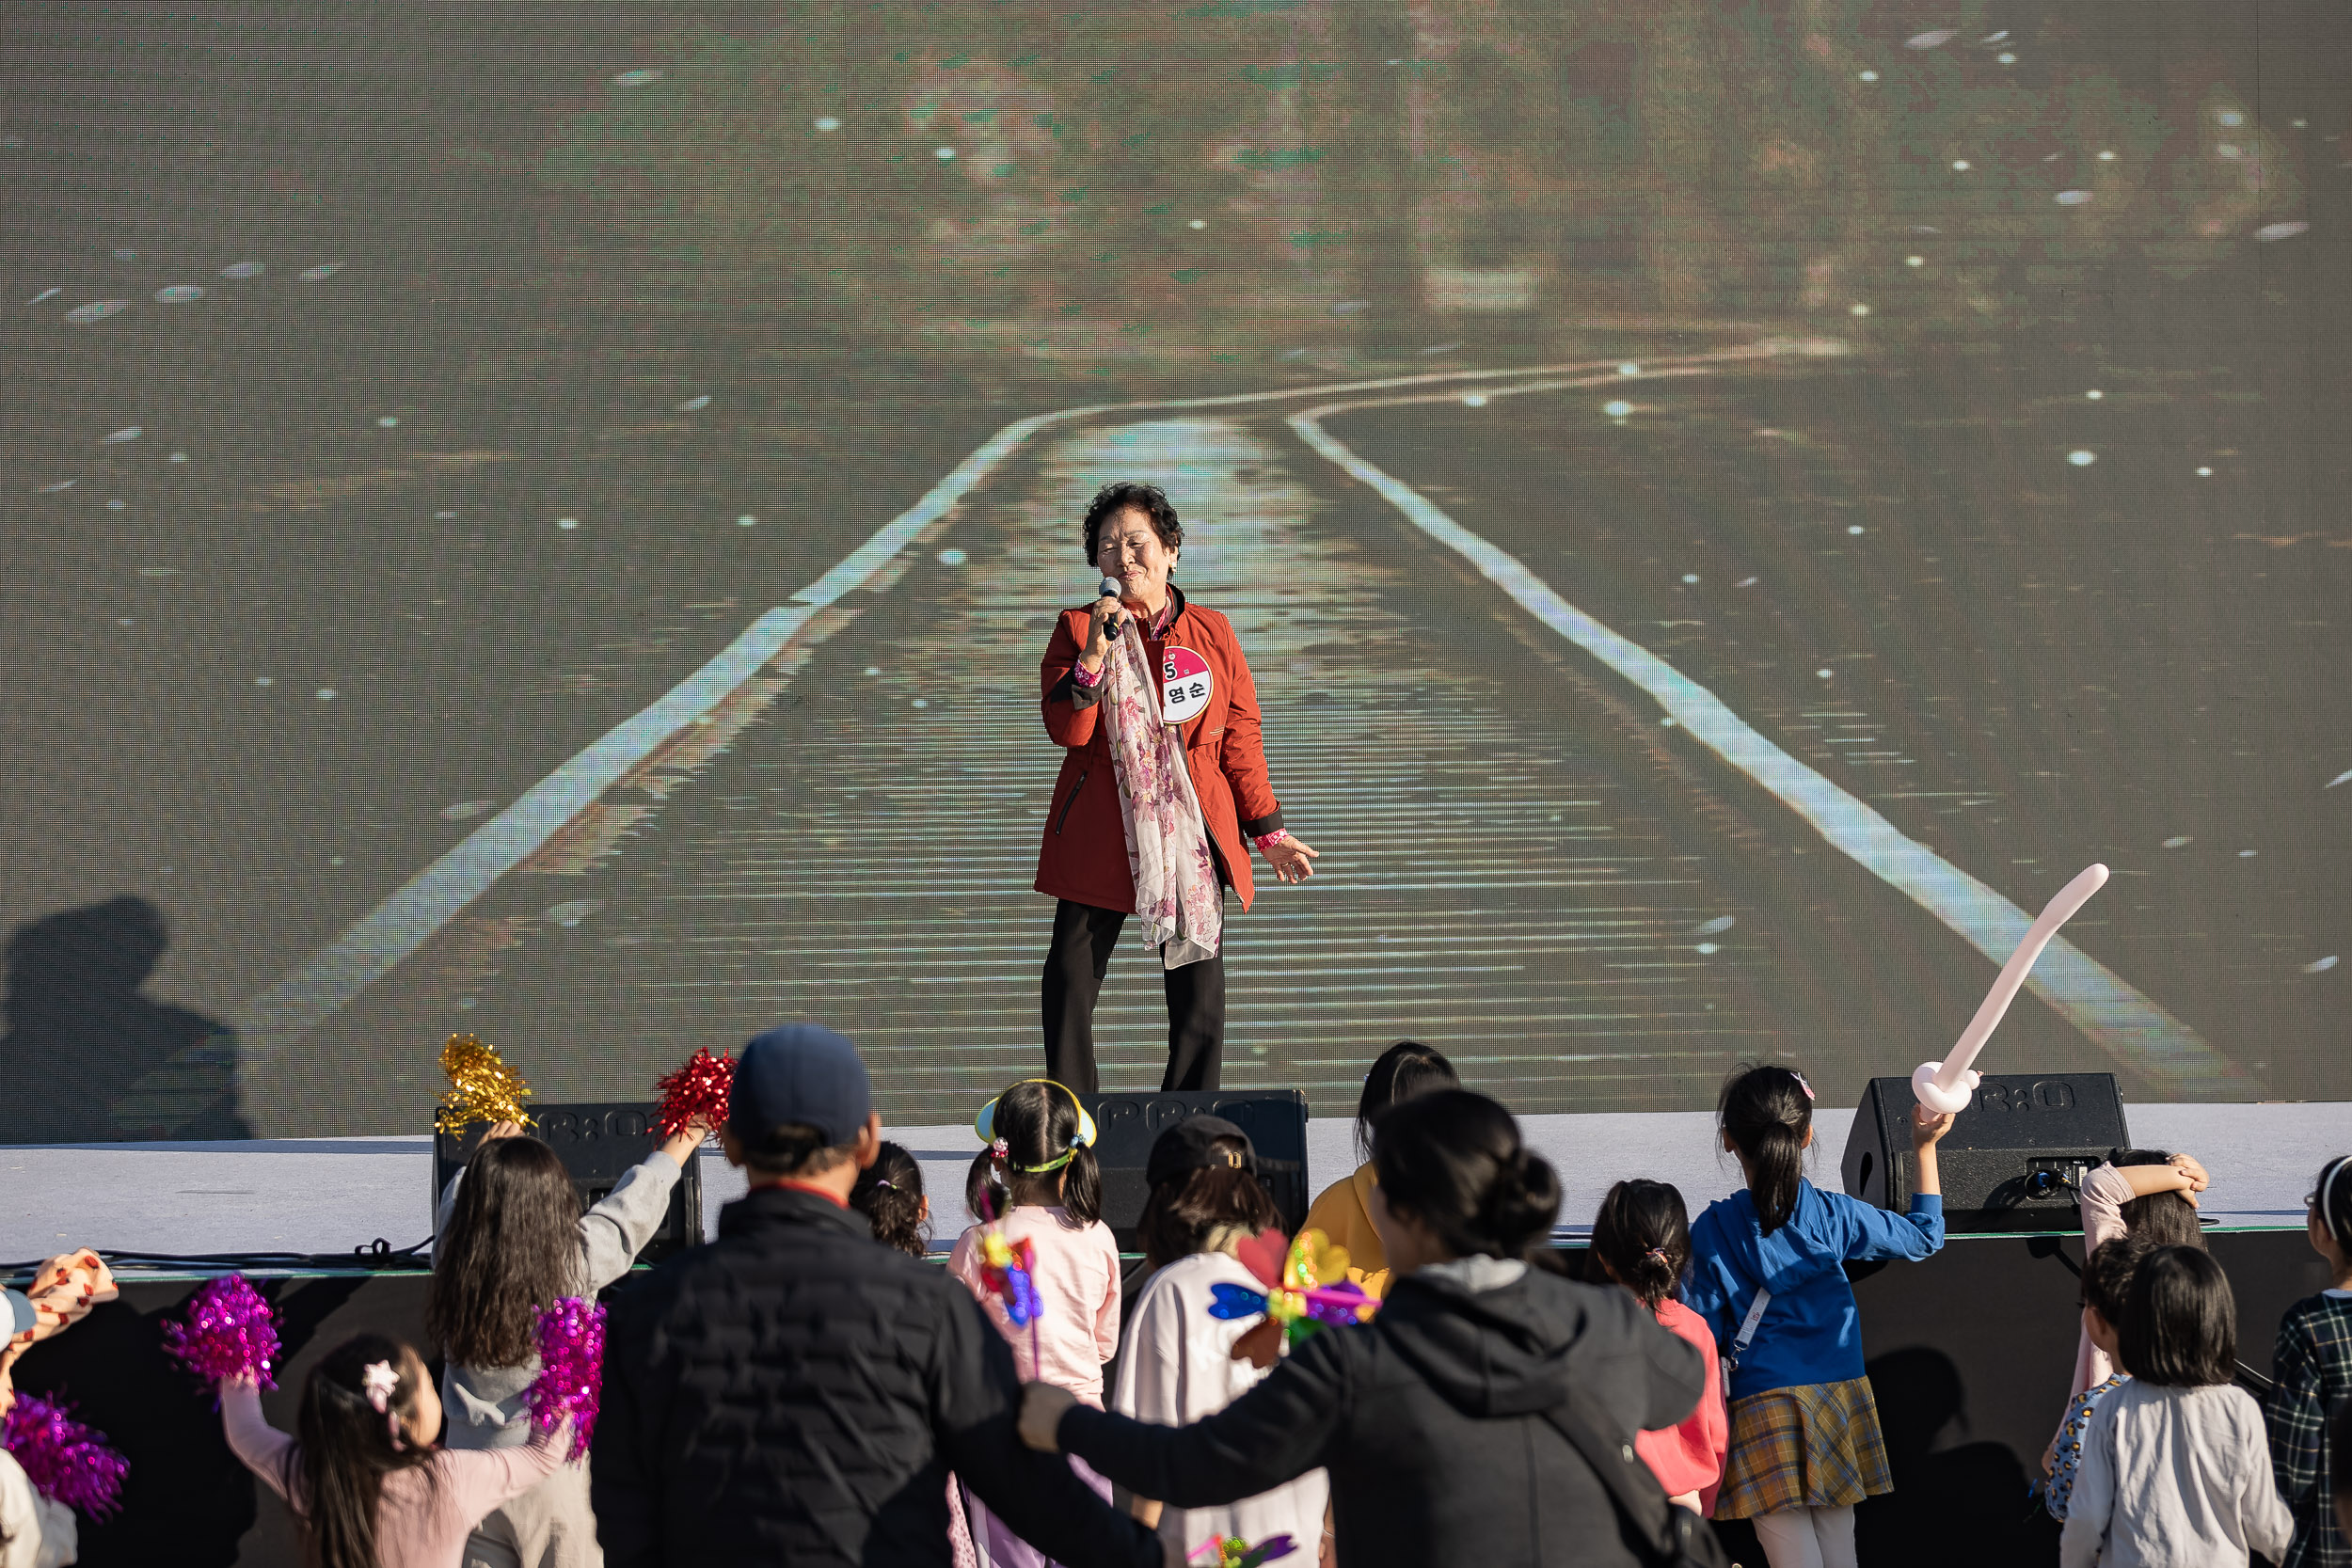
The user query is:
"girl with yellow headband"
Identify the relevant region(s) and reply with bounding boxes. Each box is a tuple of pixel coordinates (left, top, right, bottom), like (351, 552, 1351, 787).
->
(947, 1080, 1122, 1568)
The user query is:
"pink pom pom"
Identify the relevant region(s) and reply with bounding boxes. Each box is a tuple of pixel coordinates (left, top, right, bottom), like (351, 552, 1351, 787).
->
(526, 1297, 604, 1462)
(2, 1394, 128, 1518)
(162, 1274, 281, 1390)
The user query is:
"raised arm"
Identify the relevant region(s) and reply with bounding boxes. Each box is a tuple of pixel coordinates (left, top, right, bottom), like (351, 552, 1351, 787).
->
(575, 1140, 693, 1294)
(219, 1381, 296, 1501)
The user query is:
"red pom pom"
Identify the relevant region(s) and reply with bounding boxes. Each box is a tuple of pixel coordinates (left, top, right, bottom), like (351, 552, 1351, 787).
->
(653, 1049, 733, 1139)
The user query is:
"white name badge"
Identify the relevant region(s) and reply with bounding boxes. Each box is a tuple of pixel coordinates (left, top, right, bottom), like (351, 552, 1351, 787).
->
(1160, 646, 1214, 723)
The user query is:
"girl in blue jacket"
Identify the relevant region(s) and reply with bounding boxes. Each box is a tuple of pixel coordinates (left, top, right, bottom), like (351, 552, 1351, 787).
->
(1685, 1064, 1953, 1568)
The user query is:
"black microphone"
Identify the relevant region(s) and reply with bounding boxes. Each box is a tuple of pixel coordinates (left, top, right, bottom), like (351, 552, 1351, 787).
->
(1096, 576, 1125, 637)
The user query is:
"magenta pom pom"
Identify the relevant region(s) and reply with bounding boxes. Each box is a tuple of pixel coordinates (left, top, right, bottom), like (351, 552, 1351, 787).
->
(162, 1273, 281, 1390)
(526, 1296, 604, 1462)
(1, 1394, 128, 1518)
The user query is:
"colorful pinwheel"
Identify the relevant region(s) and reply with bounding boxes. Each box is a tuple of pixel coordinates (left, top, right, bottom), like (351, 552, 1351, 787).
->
(977, 1228, 1042, 1328)
(1189, 1532, 1297, 1568)
(1207, 1227, 1376, 1365)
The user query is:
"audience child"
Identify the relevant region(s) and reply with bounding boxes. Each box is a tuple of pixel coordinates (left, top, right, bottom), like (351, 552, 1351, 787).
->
(948, 1079, 1124, 1568)
(0, 1247, 118, 1568)
(2267, 1154, 2352, 1568)
(1019, 1088, 1708, 1567)
(2058, 1245, 2290, 1566)
(850, 1145, 980, 1568)
(2043, 1235, 2154, 1522)
(2334, 1398, 2352, 1546)
(1112, 1116, 1328, 1561)
(592, 1026, 1162, 1568)
(1590, 1179, 1727, 1514)
(850, 1141, 934, 1259)
(1301, 1041, 1458, 1298)
(219, 1331, 566, 1568)
(426, 1114, 707, 1568)
(1684, 1064, 1952, 1568)
(2053, 1147, 2211, 1459)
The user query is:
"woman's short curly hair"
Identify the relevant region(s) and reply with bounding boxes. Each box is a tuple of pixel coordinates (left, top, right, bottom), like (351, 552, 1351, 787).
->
(1082, 482, 1183, 568)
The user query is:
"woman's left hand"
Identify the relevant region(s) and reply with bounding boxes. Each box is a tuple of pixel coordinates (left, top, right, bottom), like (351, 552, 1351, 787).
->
(1018, 1382, 1076, 1452)
(1262, 834, 1319, 884)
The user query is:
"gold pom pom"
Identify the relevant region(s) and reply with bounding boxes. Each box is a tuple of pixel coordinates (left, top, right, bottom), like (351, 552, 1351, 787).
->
(435, 1033, 534, 1134)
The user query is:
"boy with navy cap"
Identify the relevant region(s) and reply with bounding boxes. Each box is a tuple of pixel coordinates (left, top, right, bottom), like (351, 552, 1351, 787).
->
(593, 1024, 1168, 1568)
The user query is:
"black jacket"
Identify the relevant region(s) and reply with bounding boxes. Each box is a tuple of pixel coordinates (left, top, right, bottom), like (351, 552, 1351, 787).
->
(591, 1186, 1162, 1568)
(1059, 1262, 1707, 1567)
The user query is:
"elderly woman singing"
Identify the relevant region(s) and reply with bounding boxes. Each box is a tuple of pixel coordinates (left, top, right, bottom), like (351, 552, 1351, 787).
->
(1035, 482, 1319, 1092)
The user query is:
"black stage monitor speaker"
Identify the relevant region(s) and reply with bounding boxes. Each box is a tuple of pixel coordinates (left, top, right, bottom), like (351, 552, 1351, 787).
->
(433, 1104, 704, 1264)
(1841, 1073, 2130, 1233)
(1081, 1090, 1311, 1251)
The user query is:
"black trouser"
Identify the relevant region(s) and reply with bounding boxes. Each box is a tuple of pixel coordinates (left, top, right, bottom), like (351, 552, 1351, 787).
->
(1041, 899, 1225, 1093)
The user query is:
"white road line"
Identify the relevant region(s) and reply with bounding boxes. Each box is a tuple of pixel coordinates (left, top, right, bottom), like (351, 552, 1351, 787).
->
(220, 341, 1836, 1069)
(1283, 390, 2255, 1097)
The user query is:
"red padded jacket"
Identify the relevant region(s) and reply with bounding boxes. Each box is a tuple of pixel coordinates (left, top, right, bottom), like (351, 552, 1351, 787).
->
(1033, 586, 1284, 915)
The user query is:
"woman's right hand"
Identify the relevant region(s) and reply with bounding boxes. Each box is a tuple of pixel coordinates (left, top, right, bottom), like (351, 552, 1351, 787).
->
(1081, 596, 1121, 670)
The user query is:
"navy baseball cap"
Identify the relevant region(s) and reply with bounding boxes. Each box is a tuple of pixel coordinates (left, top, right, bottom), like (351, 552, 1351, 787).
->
(731, 1024, 872, 1147)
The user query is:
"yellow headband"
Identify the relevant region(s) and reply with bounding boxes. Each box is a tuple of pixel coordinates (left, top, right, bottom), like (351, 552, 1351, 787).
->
(976, 1079, 1098, 1173)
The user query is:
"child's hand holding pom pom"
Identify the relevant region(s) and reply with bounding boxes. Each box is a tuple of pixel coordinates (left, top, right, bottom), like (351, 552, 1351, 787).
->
(163, 1274, 282, 1393)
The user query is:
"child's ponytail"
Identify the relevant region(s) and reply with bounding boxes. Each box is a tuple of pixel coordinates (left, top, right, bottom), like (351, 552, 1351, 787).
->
(1719, 1064, 1813, 1235)
(293, 1334, 437, 1568)
(1590, 1178, 1692, 1309)
(975, 1080, 1103, 1227)
(851, 1142, 930, 1259)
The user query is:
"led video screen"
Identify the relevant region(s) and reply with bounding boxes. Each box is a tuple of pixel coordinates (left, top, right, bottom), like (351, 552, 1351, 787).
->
(3, 1, 2344, 1138)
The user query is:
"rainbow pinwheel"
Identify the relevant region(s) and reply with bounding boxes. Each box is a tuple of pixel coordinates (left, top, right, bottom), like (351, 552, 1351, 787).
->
(977, 1228, 1042, 1328)
(1189, 1532, 1296, 1568)
(1208, 1227, 1376, 1358)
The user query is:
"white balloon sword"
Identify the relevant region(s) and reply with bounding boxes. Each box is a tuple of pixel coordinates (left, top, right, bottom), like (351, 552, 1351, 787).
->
(1912, 863, 2111, 1115)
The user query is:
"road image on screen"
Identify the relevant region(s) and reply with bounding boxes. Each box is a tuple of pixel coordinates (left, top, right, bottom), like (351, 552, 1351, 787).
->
(1, 2, 2344, 1139)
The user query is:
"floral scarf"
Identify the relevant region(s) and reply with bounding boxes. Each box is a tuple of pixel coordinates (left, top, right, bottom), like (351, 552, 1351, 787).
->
(1100, 618, 1222, 967)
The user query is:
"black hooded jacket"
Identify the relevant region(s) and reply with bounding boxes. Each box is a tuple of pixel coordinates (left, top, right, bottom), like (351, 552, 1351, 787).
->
(1058, 1260, 1708, 1567)
(592, 1185, 1162, 1568)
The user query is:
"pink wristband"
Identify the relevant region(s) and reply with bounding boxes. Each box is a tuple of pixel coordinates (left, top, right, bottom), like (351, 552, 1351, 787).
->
(1071, 662, 1102, 688)
(1253, 829, 1290, 850)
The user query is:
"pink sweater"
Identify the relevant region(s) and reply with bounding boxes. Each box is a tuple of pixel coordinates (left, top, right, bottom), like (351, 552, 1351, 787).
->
(947, 1206, 1122, 1405)
(222, 1384, 564, 1568)
(1635, 1299, 1728, 1508)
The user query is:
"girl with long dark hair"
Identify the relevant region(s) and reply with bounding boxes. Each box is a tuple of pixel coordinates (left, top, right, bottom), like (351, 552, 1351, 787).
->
(947, 1079, 1120, 1568)
(426, 1116, 707, 1568)
(218, 1331, 565, 1568)
(1019, 1088, 1711, 1567)
(1684, 1064, 1952, 1568)
(1300, 1040, 1458, 1298)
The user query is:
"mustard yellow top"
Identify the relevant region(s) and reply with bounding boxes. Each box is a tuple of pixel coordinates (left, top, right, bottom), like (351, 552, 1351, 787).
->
(1301, 1160, 1391, 1299)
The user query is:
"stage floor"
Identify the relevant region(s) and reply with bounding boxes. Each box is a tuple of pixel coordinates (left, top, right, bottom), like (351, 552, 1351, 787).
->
(0, 1101, 2333, 1265)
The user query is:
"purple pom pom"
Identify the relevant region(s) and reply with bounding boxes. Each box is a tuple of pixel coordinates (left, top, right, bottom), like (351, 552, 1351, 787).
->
(1, 1394, 128, 1518)
(526, 1297, 604, 1462)
(162, 1274, 281, 1390)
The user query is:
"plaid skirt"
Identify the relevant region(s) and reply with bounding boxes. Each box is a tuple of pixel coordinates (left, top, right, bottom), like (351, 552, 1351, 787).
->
(1713, 1377, 1893, 1519)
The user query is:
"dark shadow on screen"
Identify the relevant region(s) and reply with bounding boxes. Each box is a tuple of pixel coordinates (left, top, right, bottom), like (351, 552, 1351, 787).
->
(1856, 1345, 2058, 1566)
(0, 896, 249, 1143)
